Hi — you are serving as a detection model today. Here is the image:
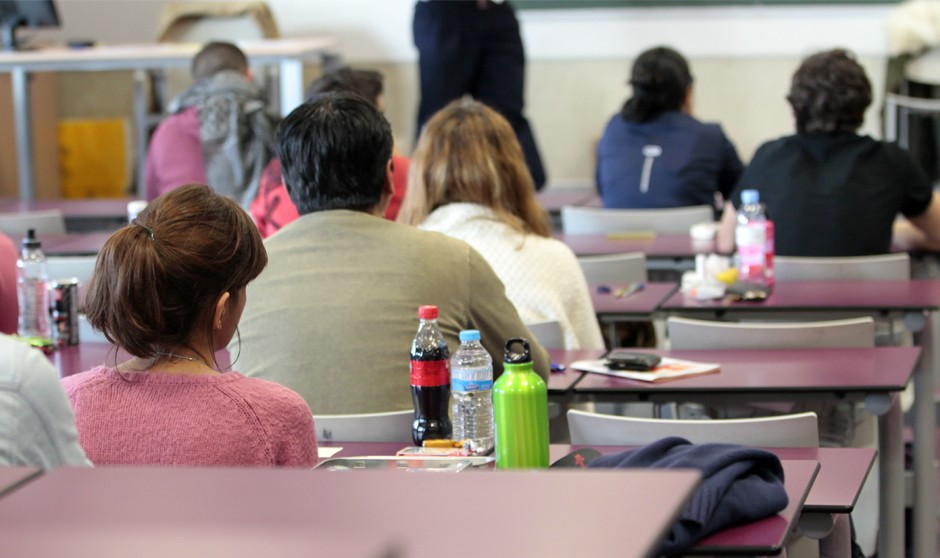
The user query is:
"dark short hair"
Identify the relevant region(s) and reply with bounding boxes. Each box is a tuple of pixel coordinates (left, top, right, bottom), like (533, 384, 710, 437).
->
(276, 93, 392, 214)
(305, 68, 384, 107)
(84, 184, 267, 359)
(787, 49, 871, 134)
(621, 46, 693, 123)
(191, 41, 248, 81)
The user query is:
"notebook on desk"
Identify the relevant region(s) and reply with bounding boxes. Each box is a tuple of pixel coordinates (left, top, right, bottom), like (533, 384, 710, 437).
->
(571, 357, 719, 382)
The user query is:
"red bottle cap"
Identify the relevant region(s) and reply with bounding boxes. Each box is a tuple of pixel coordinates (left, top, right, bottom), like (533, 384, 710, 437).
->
(418, 305, 438, 320)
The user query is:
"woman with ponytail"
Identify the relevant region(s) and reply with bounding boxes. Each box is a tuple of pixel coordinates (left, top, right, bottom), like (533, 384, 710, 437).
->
(61, 184, 317, 467)
(596, 46, 743, 215)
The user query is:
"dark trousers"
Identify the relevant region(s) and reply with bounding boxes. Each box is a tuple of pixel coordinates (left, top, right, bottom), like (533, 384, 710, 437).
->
(413, 0, 546, 189)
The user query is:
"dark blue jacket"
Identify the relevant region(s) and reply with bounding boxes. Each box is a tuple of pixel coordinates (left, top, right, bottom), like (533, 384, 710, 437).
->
(596, 111, 743, 214)
(588, 436, 787, 556)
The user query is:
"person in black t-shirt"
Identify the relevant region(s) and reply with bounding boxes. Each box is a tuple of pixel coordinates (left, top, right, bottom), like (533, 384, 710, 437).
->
(717, 49, 940, 256)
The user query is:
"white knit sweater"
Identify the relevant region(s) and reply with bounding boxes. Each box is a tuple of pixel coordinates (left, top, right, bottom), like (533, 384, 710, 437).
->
(420, 203, 605, 350)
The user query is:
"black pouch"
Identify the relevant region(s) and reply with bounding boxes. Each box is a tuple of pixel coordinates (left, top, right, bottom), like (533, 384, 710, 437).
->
(604, 350, 662, 371)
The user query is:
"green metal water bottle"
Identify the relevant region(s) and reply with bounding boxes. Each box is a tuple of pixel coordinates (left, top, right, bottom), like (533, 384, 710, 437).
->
(493, 338, 549, 469)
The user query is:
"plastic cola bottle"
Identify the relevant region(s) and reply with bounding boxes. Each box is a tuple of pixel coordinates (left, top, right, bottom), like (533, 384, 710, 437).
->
(493, 338, 549, 469)
(410, 305, 452, 445)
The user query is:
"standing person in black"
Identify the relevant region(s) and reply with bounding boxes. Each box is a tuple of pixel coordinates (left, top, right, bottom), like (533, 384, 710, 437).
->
(413, 0, 546, 190)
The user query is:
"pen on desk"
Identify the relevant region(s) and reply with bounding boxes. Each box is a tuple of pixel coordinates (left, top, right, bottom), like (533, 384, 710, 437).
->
(616, 281, 646, 299)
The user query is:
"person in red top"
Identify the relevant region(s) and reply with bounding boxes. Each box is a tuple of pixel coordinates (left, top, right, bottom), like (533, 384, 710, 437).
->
(251, 68, 409, 237)
(0, 232, 17, 335)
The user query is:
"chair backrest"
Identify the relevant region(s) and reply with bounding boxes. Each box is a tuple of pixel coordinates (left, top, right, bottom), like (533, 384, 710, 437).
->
(577, 252, 647, 284)
(46, 256, 97, 285)
(774, 253, 910, 282)
(567, 409, 819, 447)
(312, 410, 414, 443)
(0, 210, 66, 241)
(526, 320, 564, 349)
(666, 316, 876, 350)
(560, 205, 712, 235)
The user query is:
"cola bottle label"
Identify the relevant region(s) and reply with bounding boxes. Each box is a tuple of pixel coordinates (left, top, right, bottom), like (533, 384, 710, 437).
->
(410, 360, 450, 386)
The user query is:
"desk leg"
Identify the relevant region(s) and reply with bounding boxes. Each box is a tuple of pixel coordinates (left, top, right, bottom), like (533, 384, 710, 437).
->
(912, 310, 938, 558)
(132, 70, 148, 199)
(12, 67, 34, 201)
(877, 393, 904, 558)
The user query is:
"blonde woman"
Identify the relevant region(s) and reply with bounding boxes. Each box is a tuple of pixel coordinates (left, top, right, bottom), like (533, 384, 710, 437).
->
(399, 99, 604, 350)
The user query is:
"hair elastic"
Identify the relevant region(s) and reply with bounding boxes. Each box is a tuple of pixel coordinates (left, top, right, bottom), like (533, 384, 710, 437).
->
(132, 219, 155, 242)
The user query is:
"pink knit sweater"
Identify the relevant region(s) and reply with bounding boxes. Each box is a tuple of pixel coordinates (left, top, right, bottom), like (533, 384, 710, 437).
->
(61, 367, 317, 468)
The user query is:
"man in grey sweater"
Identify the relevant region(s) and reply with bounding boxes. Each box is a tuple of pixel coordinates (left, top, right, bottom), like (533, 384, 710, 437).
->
(234, 93, 549, 414)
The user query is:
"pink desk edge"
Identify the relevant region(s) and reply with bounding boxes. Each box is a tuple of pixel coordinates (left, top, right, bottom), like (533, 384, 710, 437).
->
(0, 465, 698, 558)
(0, 467, 40, 497)
(320, 442, 818, 555)
(326, 442, 870, 514)
(567, 346, 918, 394)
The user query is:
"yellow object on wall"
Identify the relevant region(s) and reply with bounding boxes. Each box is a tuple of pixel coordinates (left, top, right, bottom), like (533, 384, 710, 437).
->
(58, 119, 129, 198)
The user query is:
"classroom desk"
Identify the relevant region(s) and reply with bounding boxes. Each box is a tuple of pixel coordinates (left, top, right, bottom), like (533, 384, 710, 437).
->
(0, 467, 40, 499)
(556, 232, 714, 277)
(0, 465, 700, 558)
(321, 442, 819, 557)
(691, 460, 816, 556)
(55, 344, 582, 398)
(662, 279, 940, 558)
(569, 345, 919, 558)
(557, 231, 714, 258)
(590, 281, 677, 344)
(327, 442, 871, 515)
(535, 187, 598, 212)
(0, 197, 132, 232)
(546, 348, 596, 394)
(535, 187, 598, 230)
(39, 231, 111, 256)
(0, 37, 336, 201)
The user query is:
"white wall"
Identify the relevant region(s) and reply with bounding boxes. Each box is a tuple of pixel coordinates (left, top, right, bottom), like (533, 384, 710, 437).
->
(46, 0, 900, 186)
(47, 1, 896, 61)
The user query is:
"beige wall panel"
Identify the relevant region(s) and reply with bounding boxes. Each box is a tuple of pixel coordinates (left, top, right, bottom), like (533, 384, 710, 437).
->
(0, 73, 60, 199)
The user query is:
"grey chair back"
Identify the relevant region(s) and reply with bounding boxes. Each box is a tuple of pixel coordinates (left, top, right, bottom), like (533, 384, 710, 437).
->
(560, 205, 712, 235)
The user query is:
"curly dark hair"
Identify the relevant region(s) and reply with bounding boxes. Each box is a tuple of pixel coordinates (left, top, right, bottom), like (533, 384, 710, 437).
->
(787, 49, 871, 134)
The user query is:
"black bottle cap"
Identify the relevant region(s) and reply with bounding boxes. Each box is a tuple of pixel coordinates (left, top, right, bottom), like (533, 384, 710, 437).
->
(504, 338, 532, 364)
(21, 228, 40, 249)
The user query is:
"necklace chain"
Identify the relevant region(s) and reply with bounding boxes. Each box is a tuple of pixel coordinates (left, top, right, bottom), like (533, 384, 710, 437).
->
(155, 351, 199, 362)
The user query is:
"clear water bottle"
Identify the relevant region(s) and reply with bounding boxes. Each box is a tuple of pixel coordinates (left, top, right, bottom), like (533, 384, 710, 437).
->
(450, 330, 494, 455)
(735, 189, 774, 287)
(16, 229, 50, 339)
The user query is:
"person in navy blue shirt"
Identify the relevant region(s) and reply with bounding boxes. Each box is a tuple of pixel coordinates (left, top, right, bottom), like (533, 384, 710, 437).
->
(595, 47, 743, 216)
